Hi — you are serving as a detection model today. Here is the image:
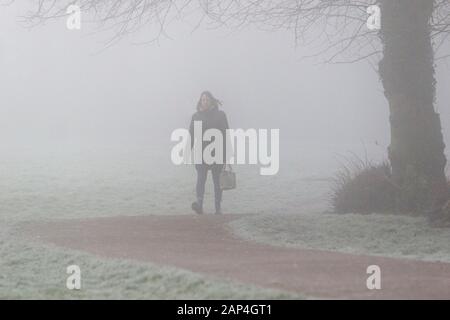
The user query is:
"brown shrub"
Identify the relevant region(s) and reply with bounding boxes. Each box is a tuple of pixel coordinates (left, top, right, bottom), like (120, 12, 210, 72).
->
(331, 157, 397, 214)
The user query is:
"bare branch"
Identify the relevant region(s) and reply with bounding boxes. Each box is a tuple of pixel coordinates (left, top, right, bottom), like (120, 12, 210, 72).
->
(20, 0, 450, 63)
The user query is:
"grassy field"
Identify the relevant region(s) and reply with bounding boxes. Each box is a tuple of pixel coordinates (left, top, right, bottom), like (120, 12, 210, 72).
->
(5, 144, 447, 299)
(1, 145, 327, 299)
(229, 212, 450, 262)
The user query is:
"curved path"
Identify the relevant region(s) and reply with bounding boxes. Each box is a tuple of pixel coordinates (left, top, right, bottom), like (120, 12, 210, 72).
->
(21, 214, 450, 299)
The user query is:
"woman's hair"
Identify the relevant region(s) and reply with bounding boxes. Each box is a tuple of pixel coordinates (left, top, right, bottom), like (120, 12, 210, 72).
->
(197, 91, 222, 111)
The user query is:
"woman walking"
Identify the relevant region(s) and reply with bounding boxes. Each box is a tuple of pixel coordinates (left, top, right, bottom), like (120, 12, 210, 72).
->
(190, 91, 230, 214)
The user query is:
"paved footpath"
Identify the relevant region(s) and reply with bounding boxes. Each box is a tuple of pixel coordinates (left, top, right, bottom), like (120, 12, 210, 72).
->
(21, 214, 450, 299)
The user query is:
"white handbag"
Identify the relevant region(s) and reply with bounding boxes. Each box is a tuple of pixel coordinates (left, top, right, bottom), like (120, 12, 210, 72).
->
(220, 164, 236, 190)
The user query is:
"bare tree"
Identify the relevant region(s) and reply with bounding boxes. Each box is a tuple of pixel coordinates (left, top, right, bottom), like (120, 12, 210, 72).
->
(25, 0, 450, 213)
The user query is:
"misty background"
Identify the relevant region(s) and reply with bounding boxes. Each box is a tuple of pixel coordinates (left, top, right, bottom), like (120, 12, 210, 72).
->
(1, 2, 449, 216)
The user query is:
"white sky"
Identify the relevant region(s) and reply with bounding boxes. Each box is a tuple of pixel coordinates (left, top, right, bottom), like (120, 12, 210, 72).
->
(0, 2, 449, 160)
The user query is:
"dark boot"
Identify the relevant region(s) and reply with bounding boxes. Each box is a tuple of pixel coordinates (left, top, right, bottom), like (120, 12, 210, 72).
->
(214, 202, 222, 215)
(191, 201, 203, 214)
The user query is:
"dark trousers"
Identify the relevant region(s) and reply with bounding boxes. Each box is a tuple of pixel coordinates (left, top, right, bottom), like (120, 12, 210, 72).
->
(196, 164, 224, 211)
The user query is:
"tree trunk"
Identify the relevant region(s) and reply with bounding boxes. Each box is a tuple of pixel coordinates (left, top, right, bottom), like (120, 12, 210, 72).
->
(379, 0, 448, 212)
